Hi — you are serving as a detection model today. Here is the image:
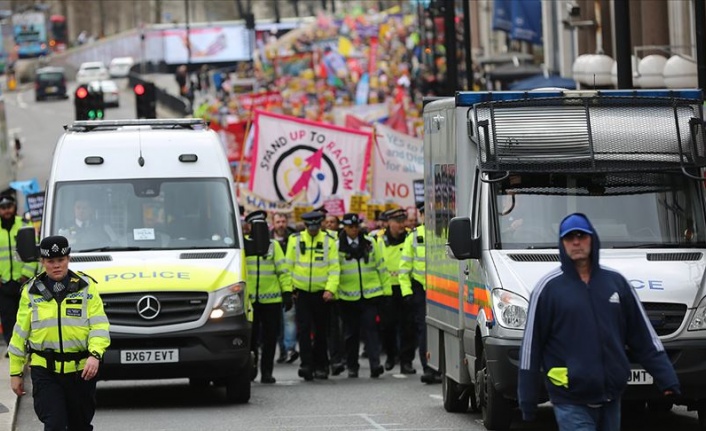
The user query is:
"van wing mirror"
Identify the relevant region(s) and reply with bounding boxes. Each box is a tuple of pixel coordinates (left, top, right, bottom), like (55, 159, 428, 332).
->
(244, 220, 270, 257)
(446, 217, 481, 260)
(16, 227, 39, 262)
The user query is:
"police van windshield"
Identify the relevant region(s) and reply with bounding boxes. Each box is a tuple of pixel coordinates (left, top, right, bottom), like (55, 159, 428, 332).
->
(51, 178, 239, 252)
(493, 172, 706, 250)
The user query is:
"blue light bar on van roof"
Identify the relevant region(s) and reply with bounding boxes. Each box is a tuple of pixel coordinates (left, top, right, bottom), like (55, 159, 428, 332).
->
(455, 89, 703, 106)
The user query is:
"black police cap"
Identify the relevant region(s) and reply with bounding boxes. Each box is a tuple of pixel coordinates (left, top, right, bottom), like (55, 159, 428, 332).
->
(244, 210, 267, 224)
(0, 194, 15, 207)
(384, 208, 406, 221)
(39, 235, 71, 258)
(342, 213, 362, 226)
(302, 210, 325, 225)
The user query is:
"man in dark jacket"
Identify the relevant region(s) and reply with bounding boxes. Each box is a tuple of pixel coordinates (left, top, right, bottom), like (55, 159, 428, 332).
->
(518, 213, 680, 431)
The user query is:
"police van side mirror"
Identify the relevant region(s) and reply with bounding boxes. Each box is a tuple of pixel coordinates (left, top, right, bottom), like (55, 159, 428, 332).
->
(447, 217, 481, 260)
(244, 220, 270, 257)
(16, 227, 39, 262)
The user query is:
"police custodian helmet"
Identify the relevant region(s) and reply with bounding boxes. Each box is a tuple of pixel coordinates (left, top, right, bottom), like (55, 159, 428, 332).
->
(39, 235, 71, 258)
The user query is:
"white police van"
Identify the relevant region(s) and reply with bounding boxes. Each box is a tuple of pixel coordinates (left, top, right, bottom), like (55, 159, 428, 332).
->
(18, 119, 269, 403)
(423, 90, 706, 429)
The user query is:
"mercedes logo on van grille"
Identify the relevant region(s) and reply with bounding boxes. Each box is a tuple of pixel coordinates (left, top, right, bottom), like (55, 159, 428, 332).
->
(136, 295, 161, 320)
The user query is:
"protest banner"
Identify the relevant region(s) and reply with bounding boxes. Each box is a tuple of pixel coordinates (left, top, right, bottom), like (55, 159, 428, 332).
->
(372, 123, 423, 209)
(249, 110, 372, 212)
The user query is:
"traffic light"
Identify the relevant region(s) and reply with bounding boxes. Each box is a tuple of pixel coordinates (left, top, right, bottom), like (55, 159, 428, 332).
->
(134, 82, 156, 119)
(74, 85, 105, 121)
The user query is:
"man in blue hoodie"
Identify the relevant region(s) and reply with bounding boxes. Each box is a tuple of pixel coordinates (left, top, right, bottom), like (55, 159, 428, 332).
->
(518, 213, 680, 431)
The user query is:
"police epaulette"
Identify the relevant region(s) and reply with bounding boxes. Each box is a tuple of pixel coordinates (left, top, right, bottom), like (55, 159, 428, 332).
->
(76, 271, 98, 284)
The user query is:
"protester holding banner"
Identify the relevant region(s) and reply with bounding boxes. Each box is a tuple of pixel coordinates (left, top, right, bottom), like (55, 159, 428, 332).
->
(376, 208, 415, 374)
(285, 210, 340, 381)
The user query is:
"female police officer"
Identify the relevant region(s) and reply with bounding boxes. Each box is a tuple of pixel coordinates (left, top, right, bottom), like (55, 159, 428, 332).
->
(9, 235, 110, 430)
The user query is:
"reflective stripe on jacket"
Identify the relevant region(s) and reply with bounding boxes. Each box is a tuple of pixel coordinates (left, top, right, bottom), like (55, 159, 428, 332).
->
(377, 231, 411, 297)
(8, 270, 110, 375)
(0, 216, 38, 282)
(337, 234, 388, 301)
(246, 239, 292, 304)
(285, 230, 340, 294)
(400, 225, 426, 291)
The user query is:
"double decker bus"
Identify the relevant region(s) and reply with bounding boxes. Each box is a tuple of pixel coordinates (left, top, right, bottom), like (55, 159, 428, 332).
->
(49, 14, 67, 52)
(12, 10, 48, 58)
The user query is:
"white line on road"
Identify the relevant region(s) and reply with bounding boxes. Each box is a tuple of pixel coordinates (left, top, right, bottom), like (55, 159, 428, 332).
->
(16, 91, 27, 109)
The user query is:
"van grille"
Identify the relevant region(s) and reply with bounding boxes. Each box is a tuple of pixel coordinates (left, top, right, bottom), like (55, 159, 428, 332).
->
(71, 255, 112, 262)
(647, 252, 702, 261)
(642, 302, 686, 336)
(180, 252, 227, 259)
(102, 292, 208, 327)
(507, 254, 559, 262)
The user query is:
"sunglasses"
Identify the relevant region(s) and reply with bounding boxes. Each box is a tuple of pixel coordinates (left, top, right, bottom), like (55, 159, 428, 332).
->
(562, 231, 590, 241)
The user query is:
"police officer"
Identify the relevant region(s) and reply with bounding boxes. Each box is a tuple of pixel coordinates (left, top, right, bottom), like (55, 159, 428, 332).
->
(246, 210, 293, 384)
(285, 210, 340, 380)
(0, 194, 38, 344)
(9, 235, 110, 430)
(337, 213, 388, 378)
(400, 203, 440, 383)
(377, 208, 416, 374)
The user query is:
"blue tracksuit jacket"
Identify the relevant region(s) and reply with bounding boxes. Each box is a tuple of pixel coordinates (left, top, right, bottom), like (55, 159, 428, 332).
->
(517, 214, 680, 420)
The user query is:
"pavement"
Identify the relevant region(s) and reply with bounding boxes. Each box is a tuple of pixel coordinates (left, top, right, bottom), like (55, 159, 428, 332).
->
(0, 344, 19, 431)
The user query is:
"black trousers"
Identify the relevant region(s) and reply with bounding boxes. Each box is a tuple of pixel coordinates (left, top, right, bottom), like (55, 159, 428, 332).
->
(295, 290, 330, 372)
(251, 302, 282, 378)
(327, 301, 345, 368)
(339, 297, 382, 371)
(382, 285, 415, 365)
(31, 366, 97, 431)
(411, 281, 428, 369)
(0, 280, 22, 344)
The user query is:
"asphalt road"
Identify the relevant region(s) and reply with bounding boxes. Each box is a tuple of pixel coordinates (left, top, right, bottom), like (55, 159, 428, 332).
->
(5, 78, 706, 431)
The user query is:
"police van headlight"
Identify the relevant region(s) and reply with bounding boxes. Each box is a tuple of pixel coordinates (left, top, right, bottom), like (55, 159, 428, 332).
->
(491, 289, 528, 330)
(688, 296, 706, 331)
(210, 282, 245, 319)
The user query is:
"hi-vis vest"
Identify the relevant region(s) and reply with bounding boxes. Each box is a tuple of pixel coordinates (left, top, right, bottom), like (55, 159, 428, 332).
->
(0, 216, 38, 283)
(400, 225, 426, 291)
(376, 230, 412, 297)
(246, 238, 292, 304)
(8, 270, 110, 375)
(285, 230, 340, 294)
(337, 234, 389, 301)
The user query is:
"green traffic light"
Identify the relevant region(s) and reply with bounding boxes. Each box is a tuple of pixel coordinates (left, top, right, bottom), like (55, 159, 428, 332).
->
(88, 110, 96, 119)
(97, 110, 104, 119)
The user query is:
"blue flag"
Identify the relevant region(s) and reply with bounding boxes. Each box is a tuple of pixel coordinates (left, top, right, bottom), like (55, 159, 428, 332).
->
(492, 0, 513, 32)
(511, 0, 542, 45)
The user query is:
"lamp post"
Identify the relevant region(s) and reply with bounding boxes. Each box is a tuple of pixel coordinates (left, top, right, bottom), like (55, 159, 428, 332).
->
(185, 0, 191, 69)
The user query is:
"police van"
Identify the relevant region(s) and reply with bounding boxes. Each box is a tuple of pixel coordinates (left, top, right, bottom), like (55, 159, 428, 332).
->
(424, 90, 706, 429)
(18, 119, 260, 403)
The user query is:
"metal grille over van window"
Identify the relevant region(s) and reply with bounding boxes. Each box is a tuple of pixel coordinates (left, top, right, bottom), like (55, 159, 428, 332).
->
(641, 302, 687, 336)
(507, 254, 559, 262)
(647, 252, 702, 261)
(102, 292, 208, 326)
(180, 252, 227, 259)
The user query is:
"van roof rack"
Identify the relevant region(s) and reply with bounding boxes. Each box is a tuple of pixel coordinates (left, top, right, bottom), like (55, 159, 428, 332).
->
(65, 118, 209, 132)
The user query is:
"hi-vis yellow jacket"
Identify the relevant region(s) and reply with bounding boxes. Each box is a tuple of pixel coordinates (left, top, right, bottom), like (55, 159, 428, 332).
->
(399, 225, 426, 291)
(337, 234, 389, 301)
(246, 238, 292, 304)
(376, 230, 412, 297)
(0, 216, 38, 282)
(285, 229, 339, 294)
(8, 270, 110, 375)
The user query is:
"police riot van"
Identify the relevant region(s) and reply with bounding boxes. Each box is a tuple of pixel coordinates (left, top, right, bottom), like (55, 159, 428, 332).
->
(423, 90, 706, 430)
(18, 119, 261, 403)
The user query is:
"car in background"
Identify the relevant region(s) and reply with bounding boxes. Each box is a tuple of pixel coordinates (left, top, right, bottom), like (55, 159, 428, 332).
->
(88, 80, 120, 107)
(109, 56, 134, 78)
(76, 61, 109, 85)
(35, 66, 68, 101)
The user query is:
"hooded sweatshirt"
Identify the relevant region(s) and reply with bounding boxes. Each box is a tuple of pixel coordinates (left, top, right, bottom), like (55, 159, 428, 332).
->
(517, 213, 680, 421)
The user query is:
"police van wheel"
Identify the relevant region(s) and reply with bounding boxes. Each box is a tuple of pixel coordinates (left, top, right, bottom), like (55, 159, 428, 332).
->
(442, 372, 469, 412)
(225, 372, 251, 404)
(476, 351, 511, 431)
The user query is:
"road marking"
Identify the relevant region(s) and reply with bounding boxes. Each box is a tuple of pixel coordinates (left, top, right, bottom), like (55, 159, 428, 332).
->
(430, 394, 443, 400)
(16, 92, 27, 109)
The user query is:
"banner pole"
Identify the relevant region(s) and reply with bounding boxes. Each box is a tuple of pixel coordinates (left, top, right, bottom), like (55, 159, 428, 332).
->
(236, 107, 256, 186)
